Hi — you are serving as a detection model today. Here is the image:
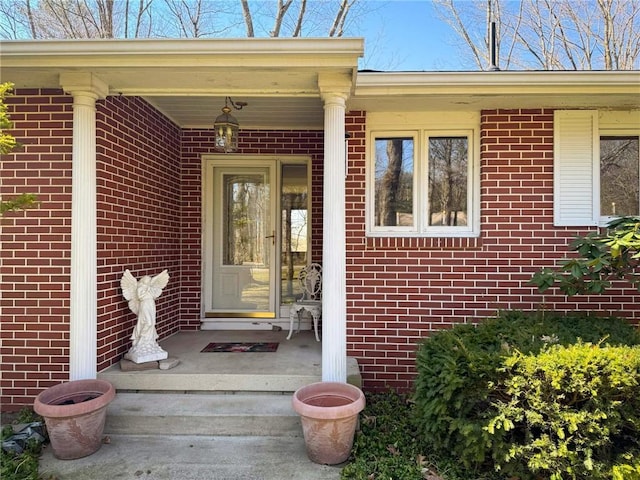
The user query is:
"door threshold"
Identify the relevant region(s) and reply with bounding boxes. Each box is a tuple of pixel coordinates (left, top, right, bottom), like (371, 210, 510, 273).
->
(200, 318, 313, 331)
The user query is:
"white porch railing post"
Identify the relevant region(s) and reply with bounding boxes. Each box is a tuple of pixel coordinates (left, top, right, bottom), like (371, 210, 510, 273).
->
(60, 73, 108, 380)
(319, 74, 352, 383)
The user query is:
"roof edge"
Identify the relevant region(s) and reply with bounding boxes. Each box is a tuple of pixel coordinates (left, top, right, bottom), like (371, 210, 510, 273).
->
(1, 37, 365, 58)
(356, 70, 640, 88)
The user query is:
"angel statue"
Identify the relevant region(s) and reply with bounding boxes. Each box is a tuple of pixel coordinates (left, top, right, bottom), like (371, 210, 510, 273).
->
(121, 269, 170, 364)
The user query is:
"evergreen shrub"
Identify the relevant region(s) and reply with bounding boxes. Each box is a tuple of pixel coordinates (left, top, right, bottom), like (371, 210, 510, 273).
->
(488, 343, 640, 479)
(413, 311, 640, 476)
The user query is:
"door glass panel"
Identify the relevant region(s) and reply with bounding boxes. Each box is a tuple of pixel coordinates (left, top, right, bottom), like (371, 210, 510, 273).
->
(212, 168, 273, 313)
(280, 164, 308, 305)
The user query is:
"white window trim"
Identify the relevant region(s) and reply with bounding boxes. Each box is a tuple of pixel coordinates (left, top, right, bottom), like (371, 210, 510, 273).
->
(367, 130, 419, 234)
(367, 128, 480, 238)
(598, 127, 640, 226)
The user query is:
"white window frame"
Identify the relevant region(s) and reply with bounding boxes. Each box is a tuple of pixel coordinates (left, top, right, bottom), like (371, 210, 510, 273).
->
(367, 127, 480, 237)
(369, 130, 419, 234)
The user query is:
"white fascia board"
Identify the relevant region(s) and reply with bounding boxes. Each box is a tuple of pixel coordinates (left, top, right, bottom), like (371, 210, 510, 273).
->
(355, 70, 640, 96)
(0, 38, 364, 69)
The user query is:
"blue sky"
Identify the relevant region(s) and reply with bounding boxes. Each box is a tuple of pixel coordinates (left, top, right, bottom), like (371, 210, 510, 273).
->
(348, 1, 463, 71)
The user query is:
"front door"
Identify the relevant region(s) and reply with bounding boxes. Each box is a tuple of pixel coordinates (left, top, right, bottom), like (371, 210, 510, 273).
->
(205, 162, 277, 318)
(202, 157, 310, 325)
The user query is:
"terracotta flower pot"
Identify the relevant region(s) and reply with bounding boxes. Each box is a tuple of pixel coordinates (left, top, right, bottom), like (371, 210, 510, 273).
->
(292, 381, 365, 465)
(34, 379, 115, 460)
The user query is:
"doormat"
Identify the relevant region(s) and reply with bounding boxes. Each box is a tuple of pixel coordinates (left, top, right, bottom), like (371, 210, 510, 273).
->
(200, 342, 279, 353)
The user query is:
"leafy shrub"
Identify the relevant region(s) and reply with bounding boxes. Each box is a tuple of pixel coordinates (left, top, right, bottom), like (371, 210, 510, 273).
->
(0, 409, 44, 480)
(413, 311, 640, 474)
(341, 391, 428, 479)
(342, 391, 506, 480)
(487, 343, 640, 480)
(530, 216, 640, 295)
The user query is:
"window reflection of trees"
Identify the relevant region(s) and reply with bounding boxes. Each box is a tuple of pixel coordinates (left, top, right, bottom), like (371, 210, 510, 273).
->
(281, 164, 308, 305)
(428, 137, 468, 226)
(600, 136, 639, 216)
(374, 138, 414, 226)
(374, 136, 468, 228)
(223, 175, 268, 266)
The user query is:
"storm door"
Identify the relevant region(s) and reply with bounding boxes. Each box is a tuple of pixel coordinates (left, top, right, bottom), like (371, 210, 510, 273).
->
(205, 162, 277, 318)
(203, 158, 311, 324)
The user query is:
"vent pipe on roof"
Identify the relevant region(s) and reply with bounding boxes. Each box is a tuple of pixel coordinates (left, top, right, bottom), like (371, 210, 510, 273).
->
(488, 21, 500, 71)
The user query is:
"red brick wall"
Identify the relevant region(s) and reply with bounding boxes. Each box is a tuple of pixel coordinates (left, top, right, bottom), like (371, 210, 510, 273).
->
(4, 96, 638, 407)
(179, 129, 325, 329)
(96, 96, 182, 371)
(1, 91, 183, 409)
(346, 108, 640, 392)
(1, 89, 73, 408)
(1, 90, 325, 410)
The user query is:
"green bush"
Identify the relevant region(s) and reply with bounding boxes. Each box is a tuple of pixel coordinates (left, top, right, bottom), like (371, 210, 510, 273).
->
(341, 391, 427, 479)
(413, 311, 640, 474)
(0, 409, 44, 480)
(487, 343, 640, 480)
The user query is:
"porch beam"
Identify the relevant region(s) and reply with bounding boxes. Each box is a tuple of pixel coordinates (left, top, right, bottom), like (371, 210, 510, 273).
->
(318, 73, 353, 383)
(59, 72, 109, 381)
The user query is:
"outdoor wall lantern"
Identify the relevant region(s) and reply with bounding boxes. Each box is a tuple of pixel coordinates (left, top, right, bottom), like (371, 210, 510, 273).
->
(214, 96, 247, 153)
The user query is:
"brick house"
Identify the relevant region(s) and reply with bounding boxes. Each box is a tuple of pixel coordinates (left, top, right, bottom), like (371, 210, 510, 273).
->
(1, 38, 639, 411)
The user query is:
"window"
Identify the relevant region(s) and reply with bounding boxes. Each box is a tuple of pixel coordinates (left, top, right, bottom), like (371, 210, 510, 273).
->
(370, 130, 477, 236)
(600, 135, 639, 218)
(374, 136, 414, 228)
(554, 110, 640, 226)
(428, 137, 469, 227)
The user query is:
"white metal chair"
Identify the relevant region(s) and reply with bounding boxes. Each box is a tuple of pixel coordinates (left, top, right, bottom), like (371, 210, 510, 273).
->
(287, 263, 322, 341)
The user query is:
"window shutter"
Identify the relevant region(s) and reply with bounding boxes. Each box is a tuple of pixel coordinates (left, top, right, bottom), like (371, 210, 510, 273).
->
(553, 110, 599, 226)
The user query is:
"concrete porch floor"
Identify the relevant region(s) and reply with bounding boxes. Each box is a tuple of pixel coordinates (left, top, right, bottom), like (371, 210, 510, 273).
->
(98, 329, 361, 392)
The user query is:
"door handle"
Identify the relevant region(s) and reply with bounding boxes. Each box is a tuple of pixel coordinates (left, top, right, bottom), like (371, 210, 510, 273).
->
(265, 230, 275, 245)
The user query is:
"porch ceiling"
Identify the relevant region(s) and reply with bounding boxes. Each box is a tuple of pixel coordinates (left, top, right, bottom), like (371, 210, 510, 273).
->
(145, 95, 325, 130)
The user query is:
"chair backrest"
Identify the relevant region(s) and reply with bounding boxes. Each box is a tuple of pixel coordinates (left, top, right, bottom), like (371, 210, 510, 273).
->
(298, 263, 322, 301)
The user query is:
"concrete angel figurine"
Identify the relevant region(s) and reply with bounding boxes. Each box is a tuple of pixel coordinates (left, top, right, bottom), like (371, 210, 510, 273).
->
(121, 269, 170, 363)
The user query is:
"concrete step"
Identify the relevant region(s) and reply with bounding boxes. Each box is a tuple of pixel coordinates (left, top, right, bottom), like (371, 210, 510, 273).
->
(105, 392, 302, 437)
(98, 357, 361, 393)
(39, 434, 343, 480)
(98, 369, 322, 393)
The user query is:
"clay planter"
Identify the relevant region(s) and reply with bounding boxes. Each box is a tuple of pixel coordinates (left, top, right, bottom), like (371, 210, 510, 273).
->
(292, 381, 365, 465)
(34, 379, 116, 460)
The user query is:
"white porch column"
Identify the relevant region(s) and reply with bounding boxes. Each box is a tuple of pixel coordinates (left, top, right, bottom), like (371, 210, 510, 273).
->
(319, 74, 352, 383)
(60, 73, 108, 380)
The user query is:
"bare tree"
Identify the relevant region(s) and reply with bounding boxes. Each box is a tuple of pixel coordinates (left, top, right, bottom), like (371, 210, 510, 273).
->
(271, 0, 293, 37)
(292, 0, 306, 37)
(123, 0, 155, 38)
(328, 0, 354, 37)
(240, 0, 356, 37)
(0, 0, 361, 39)
(434, 0, 640, 70)
(0, 0, 160, 38)
(161, 0, 238, 38)
(240, 0, 254, 37)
